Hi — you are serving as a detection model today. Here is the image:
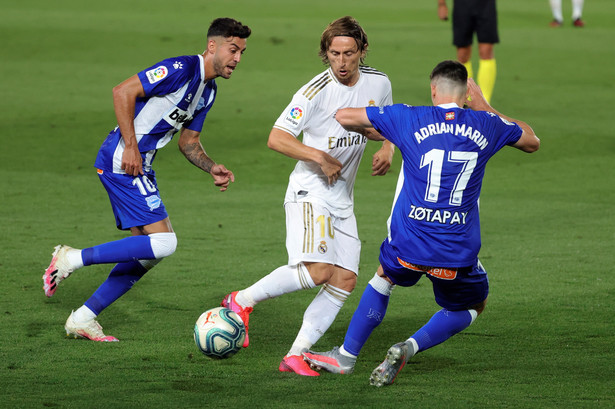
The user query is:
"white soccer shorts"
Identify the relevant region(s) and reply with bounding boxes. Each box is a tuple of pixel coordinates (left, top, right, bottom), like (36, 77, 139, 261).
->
(284, 201, 360, 275)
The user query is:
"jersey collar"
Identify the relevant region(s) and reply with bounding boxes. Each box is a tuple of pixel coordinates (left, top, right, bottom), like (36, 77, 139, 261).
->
(437, 102, 461, 109)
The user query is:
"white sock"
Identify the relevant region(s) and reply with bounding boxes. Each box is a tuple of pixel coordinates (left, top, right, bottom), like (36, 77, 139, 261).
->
(139, 258, 161, 271)
(550, 0, 563, 21)
(287, 284, 350, 356)
(149, 232, 177, 259)
(72, 305, 96, 323)
(339, 345, 357, 359)
(368, 273, 395, 296)
(237, 263, 315, 307)
(572, 0, 584, 19)
(405, 338, 420, 360)
(67, 248, 84, 270)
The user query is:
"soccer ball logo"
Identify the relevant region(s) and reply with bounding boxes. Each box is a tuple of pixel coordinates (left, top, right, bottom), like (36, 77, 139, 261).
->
(289, 107, 303, 120)
(194, 307, 246, 359)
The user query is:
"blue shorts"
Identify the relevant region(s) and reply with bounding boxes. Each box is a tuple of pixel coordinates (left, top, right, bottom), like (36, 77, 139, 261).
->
(379, 239, 489, 311)
(97, 169, 168, 230)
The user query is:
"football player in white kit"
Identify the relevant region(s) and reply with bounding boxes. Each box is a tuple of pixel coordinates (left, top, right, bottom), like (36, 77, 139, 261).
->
(221, 16, 395, 376)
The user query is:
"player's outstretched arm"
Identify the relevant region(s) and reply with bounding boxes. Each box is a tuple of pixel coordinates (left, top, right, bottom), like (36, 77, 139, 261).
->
(178, 128, 234, 191)
(113, 74, 146, 176)
(466, 79, 540, 153)
(335, 107, 374, 133)
(267, 127, 342, 184)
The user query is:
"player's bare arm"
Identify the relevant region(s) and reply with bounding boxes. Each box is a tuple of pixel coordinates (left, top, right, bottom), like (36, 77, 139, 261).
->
(178, 128, 235, 191)
(267, 127, 342, 184)
(113, 75, 146, 176)
(466, 79, 540, 153)
(372, 139, 394, 176)
(335, 110, 393, 175)
(335, 107, 374, 131)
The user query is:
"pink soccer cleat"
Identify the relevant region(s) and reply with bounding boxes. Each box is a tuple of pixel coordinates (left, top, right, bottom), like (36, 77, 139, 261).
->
(279, 355, 320, 376)
(221, 291, 252, 347)
(65, 311, 119, 342)
(43, 245, 75, 297)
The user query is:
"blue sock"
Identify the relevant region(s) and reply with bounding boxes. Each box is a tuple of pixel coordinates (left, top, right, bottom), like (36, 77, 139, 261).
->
(411, 308, 474, 352)
(84, 261, 148, 315)
(81, 235, 155, 266)
(342, 284, 390, 356)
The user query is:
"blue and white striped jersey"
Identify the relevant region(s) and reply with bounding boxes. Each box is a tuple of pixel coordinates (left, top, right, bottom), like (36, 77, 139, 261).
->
(367, 103, 523, 267)
(95, 54, 217, 173)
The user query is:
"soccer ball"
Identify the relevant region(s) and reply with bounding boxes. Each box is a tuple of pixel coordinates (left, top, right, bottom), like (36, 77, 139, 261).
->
(194, 307, 246, 359)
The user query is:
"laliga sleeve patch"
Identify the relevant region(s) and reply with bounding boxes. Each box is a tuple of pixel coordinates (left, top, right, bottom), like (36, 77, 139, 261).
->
(499, 116, 514, 126)
(145, 66, 169, 84)
(284, 105, 305, 127)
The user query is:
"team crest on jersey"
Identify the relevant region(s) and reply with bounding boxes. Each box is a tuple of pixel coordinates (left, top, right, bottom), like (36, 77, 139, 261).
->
(318, 241, 328, 254)
(445, 112, 455, 120)
(284, 105, 304, 126)
(146, 66, 168, 84)
(146, 195, 162, 211)
(368, 99, 376, 107)
(196, 97, 205, 110)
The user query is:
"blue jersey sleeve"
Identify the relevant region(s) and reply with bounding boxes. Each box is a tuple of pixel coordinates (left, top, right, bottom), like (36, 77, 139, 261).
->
(137, 56, 196, 97)
(479, 112, 523, 151)
(184, 81, 217, 132)
(366, 104, 411, 146)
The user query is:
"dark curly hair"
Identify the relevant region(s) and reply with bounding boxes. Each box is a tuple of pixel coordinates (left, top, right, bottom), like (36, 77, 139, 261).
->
(207, 18, 251, 39)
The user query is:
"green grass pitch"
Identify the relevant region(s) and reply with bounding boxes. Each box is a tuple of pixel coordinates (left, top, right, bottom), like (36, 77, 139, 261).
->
(1, 0, 614, 407)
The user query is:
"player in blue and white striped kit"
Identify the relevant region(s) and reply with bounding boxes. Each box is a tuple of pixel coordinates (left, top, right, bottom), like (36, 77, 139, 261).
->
(304, 60, 540, 385)
(42, 18, 251, 342)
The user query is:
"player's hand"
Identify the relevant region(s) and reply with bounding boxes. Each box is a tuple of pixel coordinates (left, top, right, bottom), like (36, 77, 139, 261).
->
(372, 145, 393, 176)
(319, 152, 343, 185)
(210, 164, 235, 192)
(121, 145, 143, 176)
(466, 78, 491, 111)
(438, 3, 449, 21)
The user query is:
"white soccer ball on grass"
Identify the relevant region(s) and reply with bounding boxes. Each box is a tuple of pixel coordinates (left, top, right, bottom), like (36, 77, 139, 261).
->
(194, 307, 246, 359)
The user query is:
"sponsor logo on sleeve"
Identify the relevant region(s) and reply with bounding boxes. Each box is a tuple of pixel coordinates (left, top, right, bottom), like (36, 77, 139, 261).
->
(284, 105, 304, 126)
(488, 111, 514, 126)
(145, 66, 168, 84)
(173, 61, 183, 69)
(499, 117, 514, 126)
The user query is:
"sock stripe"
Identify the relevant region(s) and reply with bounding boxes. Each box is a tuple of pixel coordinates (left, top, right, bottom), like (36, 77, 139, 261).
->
(322, 284, 349, 303)
(297, 263, 316, 290)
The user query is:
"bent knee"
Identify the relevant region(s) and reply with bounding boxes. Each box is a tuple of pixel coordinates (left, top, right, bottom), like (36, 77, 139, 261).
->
(149, 232, 177, 259)
(305, 262, 335, 285)
(471, 298, 488, 315)
(328, 268, 357, 293)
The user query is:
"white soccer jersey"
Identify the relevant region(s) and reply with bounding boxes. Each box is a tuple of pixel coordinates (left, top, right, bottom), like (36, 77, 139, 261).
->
(274, 66, 392, 218)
